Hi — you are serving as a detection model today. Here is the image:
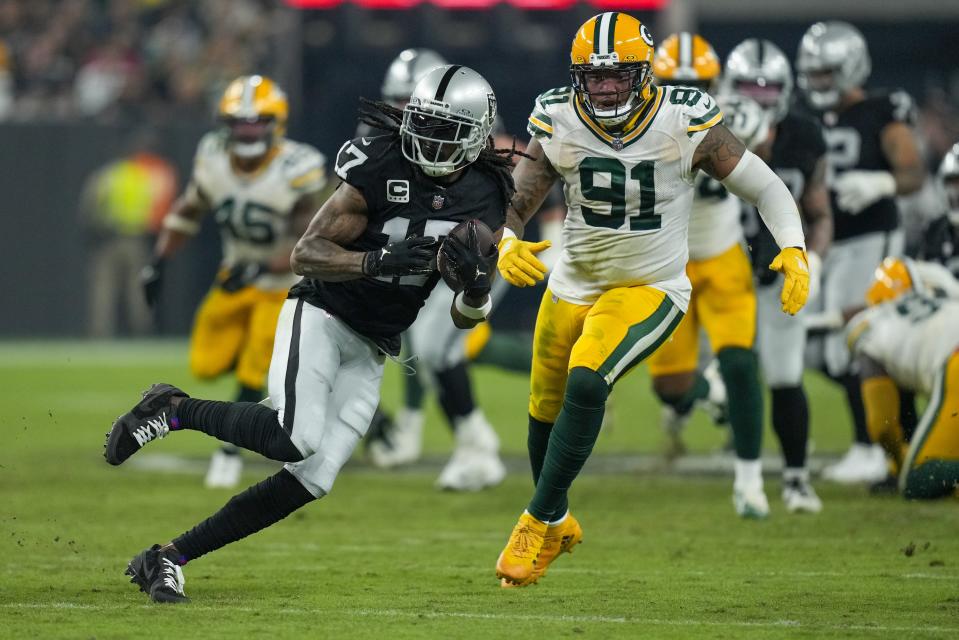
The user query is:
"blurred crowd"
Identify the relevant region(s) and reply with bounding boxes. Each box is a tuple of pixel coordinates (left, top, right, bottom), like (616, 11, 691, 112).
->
(0, 0, 278, 123)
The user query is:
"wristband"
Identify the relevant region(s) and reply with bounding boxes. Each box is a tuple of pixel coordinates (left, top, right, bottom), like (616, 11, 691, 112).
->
(454, 292, 492, 320)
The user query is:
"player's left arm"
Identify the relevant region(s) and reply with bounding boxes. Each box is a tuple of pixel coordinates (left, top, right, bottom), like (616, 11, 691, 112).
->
(834, 94, 926, 214)
(880, 121, 925, 196)
(798, 155, 834, 298)
(693, 124, 808, 314)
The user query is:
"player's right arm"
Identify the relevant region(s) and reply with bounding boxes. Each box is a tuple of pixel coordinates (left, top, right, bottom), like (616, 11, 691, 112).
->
(498, 136, 561, 287)
(291, 182, 434, 282)
(140, 178, 212, 307)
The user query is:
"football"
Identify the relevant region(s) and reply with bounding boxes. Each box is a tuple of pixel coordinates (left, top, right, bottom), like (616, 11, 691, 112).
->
(437, 219, 496, 292)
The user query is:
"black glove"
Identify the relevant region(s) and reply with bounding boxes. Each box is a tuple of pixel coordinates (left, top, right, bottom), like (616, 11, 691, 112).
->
(140, 258, 165, 308)
(440, 225, 498, 298)
(363, 236, 437, 278)
(219, 263, 267, 293)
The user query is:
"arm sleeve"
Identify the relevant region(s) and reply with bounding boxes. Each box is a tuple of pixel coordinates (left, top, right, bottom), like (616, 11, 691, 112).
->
(287, 146, 327, 194)
(721, 150, 806, 250)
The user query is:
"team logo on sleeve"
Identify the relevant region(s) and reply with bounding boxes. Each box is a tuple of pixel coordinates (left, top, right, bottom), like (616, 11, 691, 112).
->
(387, 180, 410, 203)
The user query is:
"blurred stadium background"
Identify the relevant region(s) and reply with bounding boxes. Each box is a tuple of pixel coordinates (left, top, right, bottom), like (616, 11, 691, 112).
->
(3, 0, 959, 336)
(3, 1, 959, 636)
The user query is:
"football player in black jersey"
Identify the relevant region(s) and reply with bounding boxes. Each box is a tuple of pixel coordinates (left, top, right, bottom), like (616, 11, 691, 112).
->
(722, 39, 833, 512)
(360, 49, 509, 490)
(920, 144, 959, 277)
(101, 65, 513, 603)
(795, 21, 926, 484)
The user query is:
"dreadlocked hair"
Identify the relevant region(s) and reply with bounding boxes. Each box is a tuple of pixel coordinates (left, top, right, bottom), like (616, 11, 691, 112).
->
(356, 97, 532, 206)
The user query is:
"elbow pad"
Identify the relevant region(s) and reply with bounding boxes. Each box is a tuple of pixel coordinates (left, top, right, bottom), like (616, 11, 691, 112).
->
(720, 150, 805, 250)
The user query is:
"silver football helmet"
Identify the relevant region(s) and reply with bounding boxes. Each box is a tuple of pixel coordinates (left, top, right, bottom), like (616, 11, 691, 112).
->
(721, 39, 793, 124)
(716, 93, 771, 152)
(381, 48, 448, 107)
(400, 65, 496, 178)
(796, 21, 871, 111)
(939, 144, 959, 226)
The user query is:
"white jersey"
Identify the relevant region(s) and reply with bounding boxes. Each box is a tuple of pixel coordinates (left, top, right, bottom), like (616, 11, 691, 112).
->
(688, 174, 743, 261)
(527, 84, 724, 310)
(191, 132, 327, 291)
(847, 293, 959, 394)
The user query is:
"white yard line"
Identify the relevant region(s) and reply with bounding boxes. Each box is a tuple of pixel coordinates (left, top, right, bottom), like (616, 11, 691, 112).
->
(2, 602, 957, 634)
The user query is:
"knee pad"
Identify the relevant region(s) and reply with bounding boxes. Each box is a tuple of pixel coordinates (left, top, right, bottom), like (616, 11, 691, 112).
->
(565, 367, 610, 410)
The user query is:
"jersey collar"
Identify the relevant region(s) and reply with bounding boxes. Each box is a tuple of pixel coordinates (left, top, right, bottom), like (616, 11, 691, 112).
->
(573, 85, 664, 150)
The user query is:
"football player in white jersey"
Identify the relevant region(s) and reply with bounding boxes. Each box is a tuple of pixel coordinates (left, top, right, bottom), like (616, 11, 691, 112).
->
(142, 75, 327, 489)
(846, 257, 959, 498)
(493, 13, 810, 587)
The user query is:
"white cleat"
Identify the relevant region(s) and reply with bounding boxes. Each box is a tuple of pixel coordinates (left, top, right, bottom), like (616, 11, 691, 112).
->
(368, 408, 424, 468)
(821, 443, 888, 484)
(782, 478, 823, 514)
(436, 448, 506, 491)
(699, 359, 728, 424)
(661, 405, 689, 461)
(435, 409, 505, 491)
(204, 449, 243, 489)
(733, 486, 770, 519)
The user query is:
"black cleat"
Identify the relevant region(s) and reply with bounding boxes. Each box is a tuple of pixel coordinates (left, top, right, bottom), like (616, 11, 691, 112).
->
(125, 544, 190, 604)
(104, 383, 188, 465)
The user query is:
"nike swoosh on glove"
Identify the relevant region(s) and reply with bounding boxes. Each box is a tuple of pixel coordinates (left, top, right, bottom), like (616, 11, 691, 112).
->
(769, 247, 809, 315)
(497, 237, 551, 287)
(834, 170, 896, 215)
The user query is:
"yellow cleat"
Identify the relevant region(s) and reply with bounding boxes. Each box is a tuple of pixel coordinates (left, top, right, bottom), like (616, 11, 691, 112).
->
(500, 512, 583, 588)
(495, 512, 548, 587)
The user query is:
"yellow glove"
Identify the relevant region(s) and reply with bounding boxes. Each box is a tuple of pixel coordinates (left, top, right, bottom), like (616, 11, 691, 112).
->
(769, 247, 810, 315)
(497, 236, 552, 287)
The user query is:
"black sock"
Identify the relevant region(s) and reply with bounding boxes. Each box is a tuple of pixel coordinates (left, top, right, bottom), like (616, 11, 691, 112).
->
(176, 399, 303, 462)
(771, 385, 809, 469)
(435, 362, 475, 429)
(899, 390, 919, 443)
(839, 374, 871, 445)
(173, 469, 315, 563)
(235, 384, 263, 404)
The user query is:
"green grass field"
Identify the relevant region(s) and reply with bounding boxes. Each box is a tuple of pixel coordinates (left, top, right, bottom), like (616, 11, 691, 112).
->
(2, 341, 958, 639)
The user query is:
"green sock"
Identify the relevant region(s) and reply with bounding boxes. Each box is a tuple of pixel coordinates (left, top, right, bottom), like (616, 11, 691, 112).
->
(659, 373, 709, 415)
(528, 368, 608, 522)
(903, 461, 959, 499)
(473, 332, 533, 373)
(718, 347, 763, 460)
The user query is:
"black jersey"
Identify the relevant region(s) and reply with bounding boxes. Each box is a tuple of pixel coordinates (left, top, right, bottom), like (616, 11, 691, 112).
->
(920, 216, 959, 278)
(290, 135, 507, 355)
(820, 90, 916, 241)
(745, 111, 827, 284)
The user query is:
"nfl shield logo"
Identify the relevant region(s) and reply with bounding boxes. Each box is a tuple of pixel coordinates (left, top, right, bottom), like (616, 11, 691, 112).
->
(431, 194, 445, 210)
